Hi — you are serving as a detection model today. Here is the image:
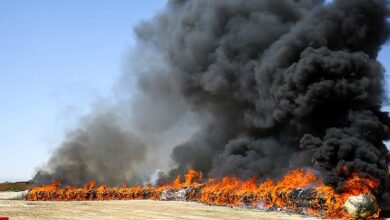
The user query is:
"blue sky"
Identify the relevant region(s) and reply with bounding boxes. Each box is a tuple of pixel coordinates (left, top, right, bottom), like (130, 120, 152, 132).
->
(0, 0, 167, 181)
(0, 1, 389, 181)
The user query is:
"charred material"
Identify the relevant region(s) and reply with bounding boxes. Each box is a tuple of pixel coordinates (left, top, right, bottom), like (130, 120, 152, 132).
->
(160, 187, 191, 201)
(287, 188, 326, 211)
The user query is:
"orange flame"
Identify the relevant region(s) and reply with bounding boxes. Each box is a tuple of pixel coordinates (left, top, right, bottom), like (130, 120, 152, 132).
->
(27, 168, 382, 219)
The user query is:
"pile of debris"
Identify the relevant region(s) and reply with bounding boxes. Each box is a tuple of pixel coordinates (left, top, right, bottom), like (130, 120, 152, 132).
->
(26, 169, 381, 219)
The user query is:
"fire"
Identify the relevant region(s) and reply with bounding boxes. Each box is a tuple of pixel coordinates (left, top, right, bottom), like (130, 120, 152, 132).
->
(27, 168, 381, 219)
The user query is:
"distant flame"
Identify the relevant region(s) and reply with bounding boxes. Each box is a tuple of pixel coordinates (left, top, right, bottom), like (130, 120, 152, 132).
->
(27, 168, 381, 219)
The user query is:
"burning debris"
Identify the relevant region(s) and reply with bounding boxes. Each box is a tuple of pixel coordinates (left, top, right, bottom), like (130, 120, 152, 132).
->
(160, 187, 191, 201)
(27, 169, 384, 219)
(31, 0, 390, 219)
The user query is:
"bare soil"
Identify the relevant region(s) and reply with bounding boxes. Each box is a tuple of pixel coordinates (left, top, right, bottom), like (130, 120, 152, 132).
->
(0, 200, 318, 220)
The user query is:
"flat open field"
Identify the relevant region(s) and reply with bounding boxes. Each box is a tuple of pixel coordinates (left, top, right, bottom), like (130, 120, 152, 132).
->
(0, 199, 318, 220)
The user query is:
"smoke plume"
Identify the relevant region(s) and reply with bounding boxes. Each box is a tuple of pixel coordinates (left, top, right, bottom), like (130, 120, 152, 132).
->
(35, 0, 390, 198)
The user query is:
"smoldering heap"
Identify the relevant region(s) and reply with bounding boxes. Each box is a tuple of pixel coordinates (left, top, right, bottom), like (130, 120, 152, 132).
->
(34, 0, 390, 212)
(27, 169, 382, 218)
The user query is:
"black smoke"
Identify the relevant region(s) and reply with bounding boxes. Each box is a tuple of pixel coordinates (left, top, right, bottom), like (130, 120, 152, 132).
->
(35, 0, 390, 198)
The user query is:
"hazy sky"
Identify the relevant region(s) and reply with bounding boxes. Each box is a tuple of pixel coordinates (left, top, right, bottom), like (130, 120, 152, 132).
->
(0, 1, 389, 181)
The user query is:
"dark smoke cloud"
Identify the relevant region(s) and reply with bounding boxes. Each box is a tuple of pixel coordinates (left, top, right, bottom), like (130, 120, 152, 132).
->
(134, 0, 328, 179)
(135, 0, 390, 185)
(35, 0, 390, 201)
(34, 111, 149, 186)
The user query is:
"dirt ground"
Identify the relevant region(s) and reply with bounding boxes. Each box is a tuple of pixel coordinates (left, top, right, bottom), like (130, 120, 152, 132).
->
(0, 199, 319, 220)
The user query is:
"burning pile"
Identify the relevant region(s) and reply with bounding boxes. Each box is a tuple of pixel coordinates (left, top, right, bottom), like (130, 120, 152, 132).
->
(27, 168, 383, 219)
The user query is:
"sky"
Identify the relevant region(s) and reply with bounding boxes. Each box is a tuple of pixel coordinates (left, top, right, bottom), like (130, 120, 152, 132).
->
(0, 0, 389, 181)
(0, 0, 167, 181)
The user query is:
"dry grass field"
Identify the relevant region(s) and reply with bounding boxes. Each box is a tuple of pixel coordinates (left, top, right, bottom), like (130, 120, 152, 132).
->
(0, 200, 319, 220)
